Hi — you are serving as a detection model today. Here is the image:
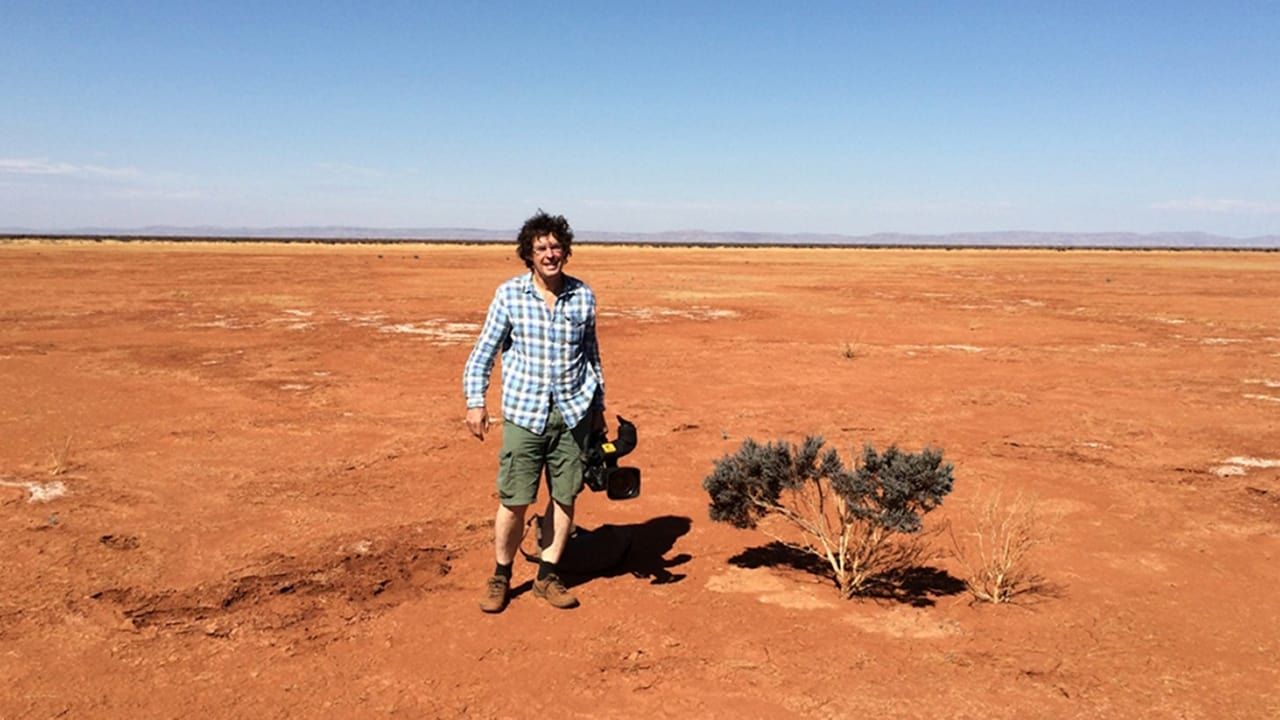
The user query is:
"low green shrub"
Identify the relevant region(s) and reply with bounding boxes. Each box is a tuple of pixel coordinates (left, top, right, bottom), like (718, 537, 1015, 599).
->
(703, 436, 954, 597)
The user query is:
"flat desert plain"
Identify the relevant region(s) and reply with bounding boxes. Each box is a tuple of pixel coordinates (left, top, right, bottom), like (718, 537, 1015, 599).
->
(2, 240, 1279, 719)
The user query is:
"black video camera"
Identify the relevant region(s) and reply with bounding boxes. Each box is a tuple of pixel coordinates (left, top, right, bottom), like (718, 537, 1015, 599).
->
(581, 415, 641, 500)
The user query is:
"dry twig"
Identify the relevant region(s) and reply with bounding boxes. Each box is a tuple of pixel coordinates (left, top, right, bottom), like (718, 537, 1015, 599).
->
(950, 491, 1048, 603)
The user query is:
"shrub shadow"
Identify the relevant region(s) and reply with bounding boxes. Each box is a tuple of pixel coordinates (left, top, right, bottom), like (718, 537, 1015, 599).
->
(729, 541, 965, 607)
(562, 515, 692, 588)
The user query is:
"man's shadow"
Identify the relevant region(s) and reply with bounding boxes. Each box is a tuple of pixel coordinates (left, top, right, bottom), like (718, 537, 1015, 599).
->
(517, 515, 692, 592)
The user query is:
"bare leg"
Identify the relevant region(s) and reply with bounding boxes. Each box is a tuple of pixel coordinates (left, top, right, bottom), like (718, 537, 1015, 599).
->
(538, 496, 554, 552)
(538, 498, 575, 564)
(494, 503, 527, 566)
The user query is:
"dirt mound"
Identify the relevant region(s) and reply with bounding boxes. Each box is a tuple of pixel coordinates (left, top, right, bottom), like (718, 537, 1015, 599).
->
(90, 523, 451, 636)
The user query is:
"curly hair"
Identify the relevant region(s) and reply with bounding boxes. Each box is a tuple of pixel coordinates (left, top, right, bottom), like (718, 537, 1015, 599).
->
(516, 210, 574, 269)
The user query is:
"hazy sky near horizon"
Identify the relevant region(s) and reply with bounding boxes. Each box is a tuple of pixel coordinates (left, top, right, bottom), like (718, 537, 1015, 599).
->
(2, 2, 1278, 236)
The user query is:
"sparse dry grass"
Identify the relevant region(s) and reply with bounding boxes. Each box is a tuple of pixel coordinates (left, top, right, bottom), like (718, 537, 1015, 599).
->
(950, 491, 1049, 604)
(47, 434, 73, 476)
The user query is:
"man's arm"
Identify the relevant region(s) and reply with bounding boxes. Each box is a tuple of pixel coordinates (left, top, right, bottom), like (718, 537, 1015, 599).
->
(462, 289, 510, 440)
(585, 300, 606, 432)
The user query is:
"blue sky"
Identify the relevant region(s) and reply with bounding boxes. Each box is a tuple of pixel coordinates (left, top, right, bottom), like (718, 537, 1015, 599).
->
(2, 2, 1277, 236)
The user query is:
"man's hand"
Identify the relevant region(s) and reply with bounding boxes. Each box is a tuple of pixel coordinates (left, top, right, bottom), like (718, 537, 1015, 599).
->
(466, 406, 491, 441)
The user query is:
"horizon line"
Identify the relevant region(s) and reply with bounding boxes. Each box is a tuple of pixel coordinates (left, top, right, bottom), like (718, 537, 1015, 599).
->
(3, 224, 1280, 242)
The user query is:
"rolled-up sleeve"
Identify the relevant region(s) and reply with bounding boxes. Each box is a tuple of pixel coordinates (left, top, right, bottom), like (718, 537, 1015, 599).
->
(462, 289, 511, 408)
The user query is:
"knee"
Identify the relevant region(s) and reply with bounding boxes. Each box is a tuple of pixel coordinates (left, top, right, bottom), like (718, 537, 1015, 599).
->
(498, 503, 529, 520)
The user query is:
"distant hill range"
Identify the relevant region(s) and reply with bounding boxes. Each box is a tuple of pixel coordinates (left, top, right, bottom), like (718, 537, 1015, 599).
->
(3, 225, 1278, 249)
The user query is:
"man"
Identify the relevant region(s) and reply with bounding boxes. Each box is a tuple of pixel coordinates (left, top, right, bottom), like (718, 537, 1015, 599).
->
(463, 210, 606, 613)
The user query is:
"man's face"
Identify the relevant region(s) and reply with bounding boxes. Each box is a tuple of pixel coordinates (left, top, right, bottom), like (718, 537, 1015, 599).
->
(531, 234, 566, 284)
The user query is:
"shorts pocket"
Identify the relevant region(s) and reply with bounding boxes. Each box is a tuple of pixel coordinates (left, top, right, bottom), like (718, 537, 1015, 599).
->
(496, 448, 517, 502)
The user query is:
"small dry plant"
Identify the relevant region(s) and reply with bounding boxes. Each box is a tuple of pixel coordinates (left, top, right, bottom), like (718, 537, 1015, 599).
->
(758, 476, 918, 594)
(841, 343, 857, 360)
(950, 491, 1048, 603)
(47, 434, 74, 476)
(704, 437, 954, 597)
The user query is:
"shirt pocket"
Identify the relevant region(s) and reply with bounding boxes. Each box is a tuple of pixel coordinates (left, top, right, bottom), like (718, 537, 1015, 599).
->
(562, 312, 589, 345)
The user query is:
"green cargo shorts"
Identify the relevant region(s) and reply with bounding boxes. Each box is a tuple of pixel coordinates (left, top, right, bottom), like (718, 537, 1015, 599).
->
(496, 407, 592, 507)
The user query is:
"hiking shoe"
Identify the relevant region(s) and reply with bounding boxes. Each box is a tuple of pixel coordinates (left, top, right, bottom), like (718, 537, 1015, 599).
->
(479, 575, 510, 613)
(531, 573, 579, 609)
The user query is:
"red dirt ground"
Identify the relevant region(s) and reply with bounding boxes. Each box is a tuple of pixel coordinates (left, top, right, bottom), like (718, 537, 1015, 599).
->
(2, 240, 1278, 718)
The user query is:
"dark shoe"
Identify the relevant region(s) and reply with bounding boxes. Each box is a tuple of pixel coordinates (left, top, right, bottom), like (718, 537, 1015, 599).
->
(531, 573, 579, 609)
(479, 575, 510, 613)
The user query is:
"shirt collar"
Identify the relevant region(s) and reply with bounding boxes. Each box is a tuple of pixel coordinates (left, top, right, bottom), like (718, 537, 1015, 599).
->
(520, 272, 579, 298)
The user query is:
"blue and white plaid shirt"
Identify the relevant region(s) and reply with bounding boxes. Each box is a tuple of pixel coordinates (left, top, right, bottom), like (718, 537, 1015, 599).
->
(463, 273, 605, 434)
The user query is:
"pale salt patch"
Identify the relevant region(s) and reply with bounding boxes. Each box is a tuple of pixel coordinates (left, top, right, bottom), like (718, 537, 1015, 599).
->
(1019, 299, 1045, 307)
(1080, 441, 1112, 450)
(1202, 338, 1247, 345)
(279, 383, 310, 391)
(378, 320, 480, 344)
(190, 318, 248, 329)
(1243, 394, 1280, 403)
(28, 481, 67, 502)
(1213, 456, 1280, 476)
(1243, 378, 1280, 388)
(1153, 317, 1187, 325)
(600, 306, 738, 323)
(282, 309, 313, 317)
(898, 344, 985, 354)
(284, 322, 314, 331)
(380, 323, 436, 335)
(334, 311, 389, 327)
(312, 371, 331, 377)
(0, 479, 68, 503)
(201, 359, 221, 365)
(1223, 457, 1280, 469)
